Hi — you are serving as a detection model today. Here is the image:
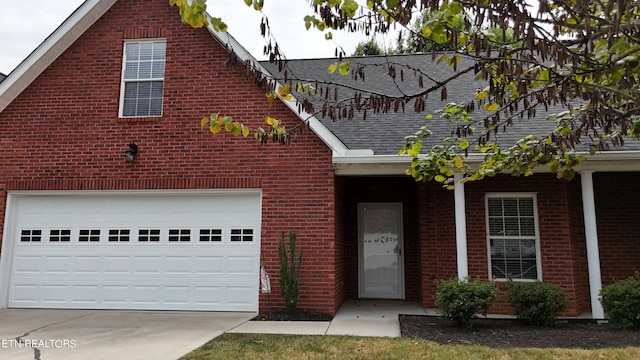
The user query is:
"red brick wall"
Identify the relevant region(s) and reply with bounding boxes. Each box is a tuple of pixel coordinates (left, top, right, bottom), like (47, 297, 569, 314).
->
(400, 171, 632, 318)
(419, 182, 457, 308)
(454, 174, 589, 316)
(567, 176, 591, 315)
(339, 176, 421, 301)
(333, 177, 347, 313)
(0, 0, 337, 315)
(594, 172, 640, 285)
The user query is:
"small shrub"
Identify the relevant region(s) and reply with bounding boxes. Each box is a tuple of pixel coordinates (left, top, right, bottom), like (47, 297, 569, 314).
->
(600, 272, 640, 329)
(278, 231, 302, 314)
(435, 278, 499, 328)
(507, 281, 568, 326)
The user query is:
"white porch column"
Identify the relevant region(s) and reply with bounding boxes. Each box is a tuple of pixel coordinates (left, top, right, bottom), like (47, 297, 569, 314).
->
(454, 173, 469, 280)
(581, 170, 605, 319)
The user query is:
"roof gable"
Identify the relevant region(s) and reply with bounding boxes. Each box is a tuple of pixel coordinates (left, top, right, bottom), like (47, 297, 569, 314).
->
(0, 0, 347, 155)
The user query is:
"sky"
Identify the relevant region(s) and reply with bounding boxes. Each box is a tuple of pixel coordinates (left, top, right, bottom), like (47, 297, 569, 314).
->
(0, 0, 397, 75)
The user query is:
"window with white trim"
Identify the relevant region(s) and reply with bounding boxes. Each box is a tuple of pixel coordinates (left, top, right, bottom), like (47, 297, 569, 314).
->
(50, 229, 71, 242)
(108, 229, 130, 242)
(120, 40, 166, 117)
(20, 229, 42, 242)
(79, 229, 100, 242)
(486, 194, 541, 280)
(168, 229, 191, 242)
(230, 229, 254, 242)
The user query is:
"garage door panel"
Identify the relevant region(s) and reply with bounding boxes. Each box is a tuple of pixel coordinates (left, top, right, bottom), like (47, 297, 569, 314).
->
(73, 285, 100, 304)
(194, 256, 224, 274)
(227, 256, 259, 274)
(164, 286, 191, 304)
(133, 256, 162, 274)
(7, 191, 261, 311)
(10, 285, 38, 304)
(75, 256, 101, 274)
(227, 287, 258, 306)
(12, 256, 40, 273)
(41, 285, 68, 303)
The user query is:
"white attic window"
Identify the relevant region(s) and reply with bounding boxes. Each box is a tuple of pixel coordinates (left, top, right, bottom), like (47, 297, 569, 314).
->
(119, 39, 166, 117)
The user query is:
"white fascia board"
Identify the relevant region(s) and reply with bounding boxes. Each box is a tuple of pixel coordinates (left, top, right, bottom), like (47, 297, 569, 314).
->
(333, 150, 640, 176)
(333, 154, 412, 175)
(333, 154, 411, 164)
(205, 26, 349, 156)
(0, 0, 116, 113)
(574, 150, 640, 172)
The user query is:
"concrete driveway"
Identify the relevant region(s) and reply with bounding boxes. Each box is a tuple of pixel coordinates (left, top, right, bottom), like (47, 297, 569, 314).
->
(0, 309, 255, 360)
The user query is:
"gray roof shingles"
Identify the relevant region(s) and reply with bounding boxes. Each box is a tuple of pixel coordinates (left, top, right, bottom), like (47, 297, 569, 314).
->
(260, 54, 640, 155)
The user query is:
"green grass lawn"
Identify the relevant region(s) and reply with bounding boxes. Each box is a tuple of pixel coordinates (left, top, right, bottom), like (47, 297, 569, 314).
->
(180, 333, 640, 360)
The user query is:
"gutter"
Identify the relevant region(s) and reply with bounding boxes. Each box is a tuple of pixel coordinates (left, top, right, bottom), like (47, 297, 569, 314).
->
(333, 150, 640, 176)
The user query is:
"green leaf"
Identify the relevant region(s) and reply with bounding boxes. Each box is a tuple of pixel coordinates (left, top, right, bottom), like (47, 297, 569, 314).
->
(459, 138, 469, 150)
(210, 18, 227, 32)
(421, 26, 432, 38)
(449, 1, 463, 15)
(386, 0, 400, 7)
(338, 61, 351, 75)
(483, 103, 499, 112)
(407, 141, 422, 156)
(231, 122, 242, 136)
(209, 123, 221, 134)
(341, 0, 359, 17)
(609, 40, 630, 55)
(328, 63, 338, 73)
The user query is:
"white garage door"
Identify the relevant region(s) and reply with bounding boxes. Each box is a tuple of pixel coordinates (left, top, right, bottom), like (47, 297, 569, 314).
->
(4, 191, 261, 311)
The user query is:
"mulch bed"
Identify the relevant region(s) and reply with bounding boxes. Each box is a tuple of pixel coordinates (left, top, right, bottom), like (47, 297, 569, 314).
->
(252, 310, 334, 322)
(252, 311, 640, 349)
(400, 315, 640, 349)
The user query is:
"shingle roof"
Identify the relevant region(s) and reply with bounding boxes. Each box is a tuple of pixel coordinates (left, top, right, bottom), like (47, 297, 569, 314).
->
(261, 54, 640, 155)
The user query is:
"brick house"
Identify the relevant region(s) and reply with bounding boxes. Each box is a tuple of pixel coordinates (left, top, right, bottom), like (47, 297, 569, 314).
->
(0, 0, 637, 318)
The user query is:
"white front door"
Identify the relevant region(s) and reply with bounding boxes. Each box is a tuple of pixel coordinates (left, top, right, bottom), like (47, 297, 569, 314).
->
(358, 203, 404, 299)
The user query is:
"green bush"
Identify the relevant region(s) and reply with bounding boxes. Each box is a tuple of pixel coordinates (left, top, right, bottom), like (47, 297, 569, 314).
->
(435, 278, 499, 328)
(600, 272, 640, 329)
(507, 281, 568, 326)
(278, 231, 302, 313)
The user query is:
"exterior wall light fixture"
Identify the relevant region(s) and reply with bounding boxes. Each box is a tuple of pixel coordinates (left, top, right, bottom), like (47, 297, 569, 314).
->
(124, 142, 138, 163)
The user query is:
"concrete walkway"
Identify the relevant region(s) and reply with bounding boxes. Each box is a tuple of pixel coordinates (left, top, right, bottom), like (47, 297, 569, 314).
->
(229, 300, 429, 337)
(0, 301, 428, 359)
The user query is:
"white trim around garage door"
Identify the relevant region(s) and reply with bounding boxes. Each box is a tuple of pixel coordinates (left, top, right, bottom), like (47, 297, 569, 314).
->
(0, 189, 262, 312)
